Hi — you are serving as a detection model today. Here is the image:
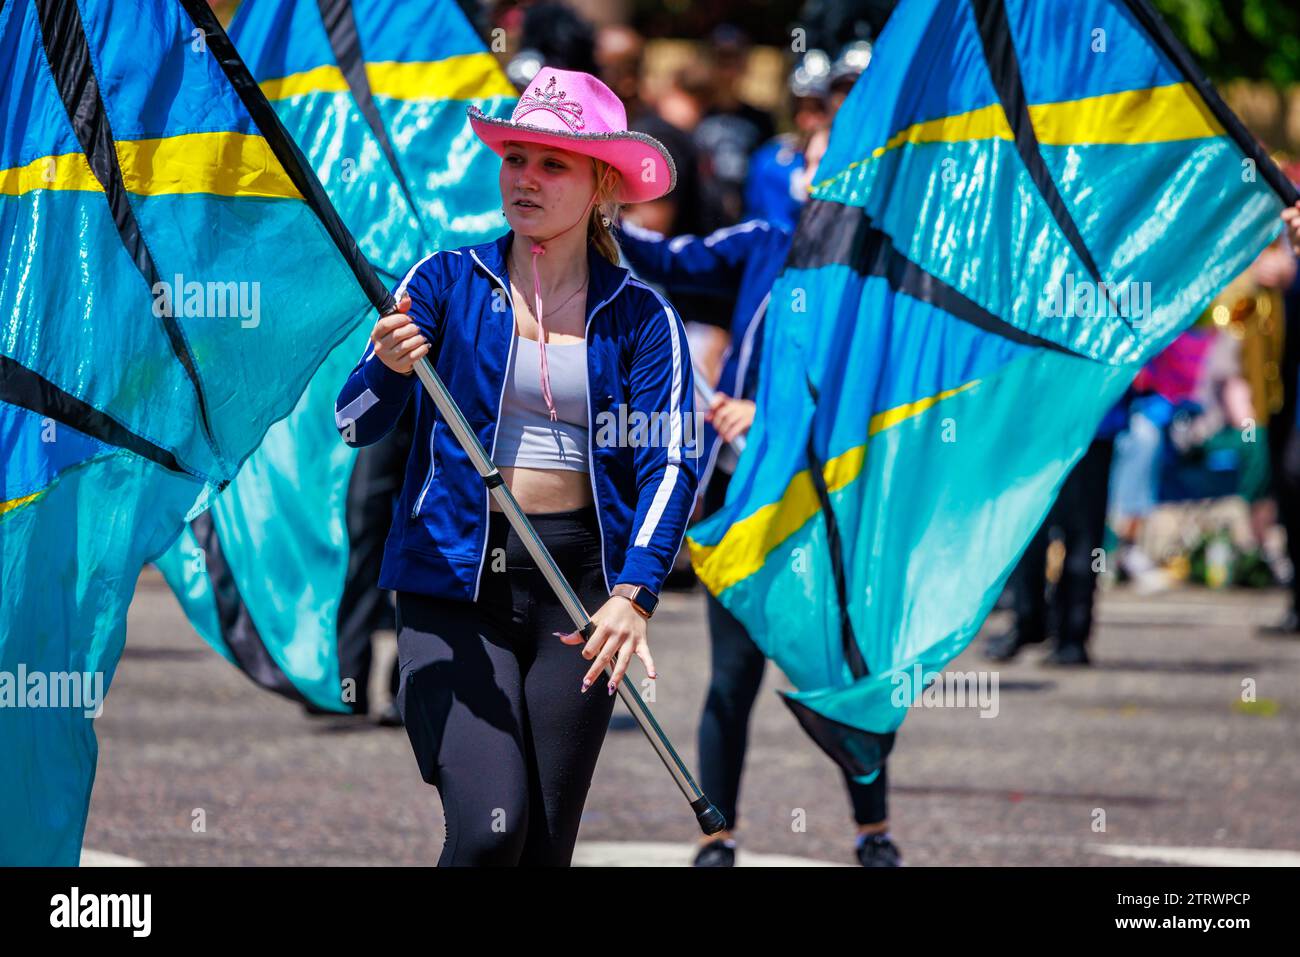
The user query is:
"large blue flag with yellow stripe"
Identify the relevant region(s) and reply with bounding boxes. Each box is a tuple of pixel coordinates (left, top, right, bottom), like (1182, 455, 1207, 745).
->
(0, 0, 386, 863)
(687, 0, 1294, 779)
(155, 0, 513, 712)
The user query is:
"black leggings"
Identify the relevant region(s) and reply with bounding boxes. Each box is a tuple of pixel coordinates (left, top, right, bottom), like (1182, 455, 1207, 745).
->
(395, 506, 615, 866)
(698, 472, 887, 831)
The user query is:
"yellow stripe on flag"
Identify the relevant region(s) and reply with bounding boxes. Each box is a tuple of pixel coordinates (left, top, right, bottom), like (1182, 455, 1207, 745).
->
(3, 133, 300, 199)
(367, 54, 516, 100)
(815, 82, 1223, 193)
(690, 381, 978, 596)
(260, 53, 514, 102)
(1029, 82, 1223, 145)
(0, 489, 45, 517)
(115, 132, 301, 199)
(870, 103, 1013, 159)
(0, 152, 102, 195)
(260, 63, 350, 100)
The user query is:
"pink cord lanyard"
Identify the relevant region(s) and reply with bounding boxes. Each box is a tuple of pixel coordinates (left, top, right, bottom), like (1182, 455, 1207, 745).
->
(525, 166, 614, 421)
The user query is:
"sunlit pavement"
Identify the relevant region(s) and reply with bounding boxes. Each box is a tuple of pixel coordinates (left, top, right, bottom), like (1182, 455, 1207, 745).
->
(82, 570, 1300, 866)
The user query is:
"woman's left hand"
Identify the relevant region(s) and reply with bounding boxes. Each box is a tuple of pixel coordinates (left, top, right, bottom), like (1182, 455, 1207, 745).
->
(557, 597, 655, 694)
(705, 392, 756, 443)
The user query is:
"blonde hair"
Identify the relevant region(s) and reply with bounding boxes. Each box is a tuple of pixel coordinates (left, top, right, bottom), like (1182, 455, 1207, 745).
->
(588, 159, 622, 265)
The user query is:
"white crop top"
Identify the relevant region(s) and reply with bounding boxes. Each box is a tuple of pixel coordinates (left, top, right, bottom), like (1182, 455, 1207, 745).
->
(493, 335, 589, 472)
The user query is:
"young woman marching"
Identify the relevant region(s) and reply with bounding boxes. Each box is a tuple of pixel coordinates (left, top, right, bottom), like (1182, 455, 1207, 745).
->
(334, 68, 697, 866)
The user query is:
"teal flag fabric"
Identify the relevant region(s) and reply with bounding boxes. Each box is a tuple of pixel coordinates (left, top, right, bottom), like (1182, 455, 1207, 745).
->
(155, 0, 513, 711)
(0, 0, 378, 863)
(688, 0, 1293, 779)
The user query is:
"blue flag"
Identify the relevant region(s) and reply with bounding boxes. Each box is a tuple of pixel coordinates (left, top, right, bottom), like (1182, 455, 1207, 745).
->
(0, 0, 384, 863)
(687, 0, 1292, 779)
(154, 0, 513, 711)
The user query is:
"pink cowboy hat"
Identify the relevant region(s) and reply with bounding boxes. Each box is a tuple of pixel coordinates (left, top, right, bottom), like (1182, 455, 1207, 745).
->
(468, 67, 677, 204)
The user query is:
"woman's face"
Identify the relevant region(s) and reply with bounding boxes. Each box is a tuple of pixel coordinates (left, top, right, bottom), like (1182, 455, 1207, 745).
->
(500, 141, 597, 238)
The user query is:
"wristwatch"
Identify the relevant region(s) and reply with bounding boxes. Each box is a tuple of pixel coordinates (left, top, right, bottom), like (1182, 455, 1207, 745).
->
(611, 583, 659, 619)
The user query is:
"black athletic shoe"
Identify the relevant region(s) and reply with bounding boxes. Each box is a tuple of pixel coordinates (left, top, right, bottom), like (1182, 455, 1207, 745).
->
(1043, 642, 1090, 666)
(982, 627, 1045, 662)
(855, 833, 902, 867)
(692, 839, 736, 867)
(376, 701, 404, 727)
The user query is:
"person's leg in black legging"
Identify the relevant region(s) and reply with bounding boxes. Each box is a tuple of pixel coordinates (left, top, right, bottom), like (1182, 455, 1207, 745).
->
(985, 514, 1051, 660)
(1055, 439, 1115, 656)
(515, 510, 619, 866)
(696, 467, 768, 838)
(845, 764, 902, 865)
(697, 591, 768, 834)
(1272, 427, 1300, 626)
(846, 764, 888, 828)
(396, 508, 617, 866)
(395, 589, 531, 866)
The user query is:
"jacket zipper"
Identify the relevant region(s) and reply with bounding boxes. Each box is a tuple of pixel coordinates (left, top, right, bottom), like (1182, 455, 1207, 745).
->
(584, 274, 630, 595)
(410, 419, 438, 519)
(470, 249, 517, 601)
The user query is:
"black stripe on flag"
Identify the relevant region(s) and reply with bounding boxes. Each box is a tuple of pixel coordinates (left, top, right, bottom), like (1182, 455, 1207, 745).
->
(315, 0, 423, 220)
(787, 199, 1085, 358)
(190, 510, 316, 708)
(0, 356, 188, 475)
(180, 0, 396, 315)
(32, 0, 218, 455)
(803, 373, 870, 682)
(968, 0, 1124, 324)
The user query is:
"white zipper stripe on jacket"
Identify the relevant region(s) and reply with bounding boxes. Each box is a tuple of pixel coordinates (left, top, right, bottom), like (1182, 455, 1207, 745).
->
(583, 272, 630, 594)
(696, 292, 765, 495)
(628, 279, 685, 548)
(410, 420, 438, 518)
(470, 248, 518, 601)
(733, 292, 768, 400)
(394, 250, 446, 517)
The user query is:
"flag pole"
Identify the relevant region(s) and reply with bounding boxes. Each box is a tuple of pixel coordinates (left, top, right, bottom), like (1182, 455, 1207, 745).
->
(181, 0, 723, 835)
(411, 357, 725, 835)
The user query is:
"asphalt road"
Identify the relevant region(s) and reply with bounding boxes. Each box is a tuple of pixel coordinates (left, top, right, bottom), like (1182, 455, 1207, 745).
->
(81, 571, 1300, 866)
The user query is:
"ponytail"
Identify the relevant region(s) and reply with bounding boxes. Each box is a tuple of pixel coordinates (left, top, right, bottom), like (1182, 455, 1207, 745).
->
(588, 159, 623, 266)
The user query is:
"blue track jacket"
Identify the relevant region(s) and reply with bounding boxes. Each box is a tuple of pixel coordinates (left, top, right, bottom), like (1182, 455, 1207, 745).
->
(335, 231, 698, 602)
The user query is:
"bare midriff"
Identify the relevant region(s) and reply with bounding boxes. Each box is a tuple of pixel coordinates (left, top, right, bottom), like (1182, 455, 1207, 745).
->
(492, 466, 594, 513)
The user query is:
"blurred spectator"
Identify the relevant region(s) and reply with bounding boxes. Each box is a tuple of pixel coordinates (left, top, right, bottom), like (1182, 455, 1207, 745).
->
(744, 54, 831, 230)
(595, 25, 701, 238)
(694, 26, 777, 234)
(596, 25, 725, 382)
(1109, 332, 1217, 594)
(504, 1, 597, 87)
(827, 39, 872, 117)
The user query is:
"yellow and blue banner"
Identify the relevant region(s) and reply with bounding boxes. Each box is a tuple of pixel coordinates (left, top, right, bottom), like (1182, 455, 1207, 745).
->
(155, 0, 513, 711)
(0, 0, 389, 863)
(688, 0, 1296, 778)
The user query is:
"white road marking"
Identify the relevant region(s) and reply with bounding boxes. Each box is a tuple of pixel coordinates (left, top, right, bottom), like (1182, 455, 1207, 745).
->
(1090, 844, 1300, 867)
(80, 848, 146, 867)
(573, 841, 848, 867)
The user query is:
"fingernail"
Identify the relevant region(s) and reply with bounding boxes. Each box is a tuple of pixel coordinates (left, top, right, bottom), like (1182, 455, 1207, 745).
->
(581, 678, 590, 692)
(607, 682, 616, 696)
(649, 672, 658, 679)
(553, 631, 569, 639)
